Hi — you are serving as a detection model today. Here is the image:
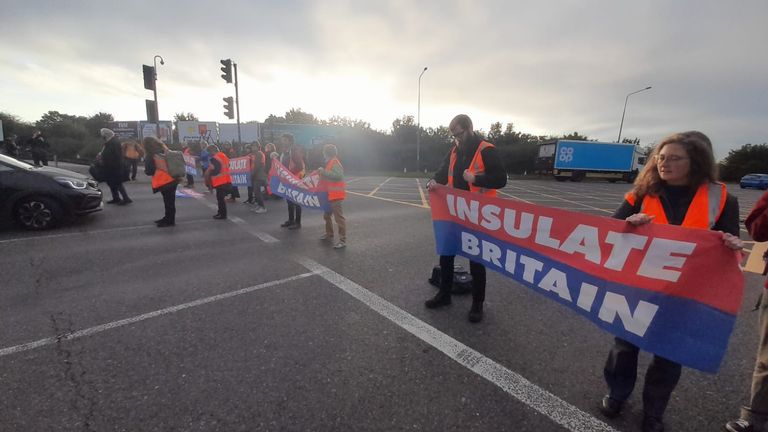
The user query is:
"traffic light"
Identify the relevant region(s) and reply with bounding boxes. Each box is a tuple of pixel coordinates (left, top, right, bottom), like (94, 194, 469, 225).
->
(142, 65, 155, 91)
(223, 96, 234, 119)
(220, 59, 232, 83)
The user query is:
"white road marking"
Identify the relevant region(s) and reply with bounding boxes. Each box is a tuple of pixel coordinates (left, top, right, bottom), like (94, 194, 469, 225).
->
(193, 196, 279, 243)
(368, 177, 393, 196)
(294, 256, 618, 432)
(0, 272, 315, 358)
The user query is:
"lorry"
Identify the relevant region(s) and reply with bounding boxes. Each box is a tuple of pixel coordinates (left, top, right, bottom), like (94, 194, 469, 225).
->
(538, 140, 647, 183)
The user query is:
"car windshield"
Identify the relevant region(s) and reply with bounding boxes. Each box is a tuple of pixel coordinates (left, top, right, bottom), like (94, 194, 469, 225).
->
(0, 153, 35, 170)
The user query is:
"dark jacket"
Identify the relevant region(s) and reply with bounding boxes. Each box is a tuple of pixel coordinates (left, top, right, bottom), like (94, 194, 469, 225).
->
(101, 136, 125, 184)
(746, 191, 768, 242)
(612, 184, 740, 236)
(433, 133, 507, 191)
(27, 136, 48, 154)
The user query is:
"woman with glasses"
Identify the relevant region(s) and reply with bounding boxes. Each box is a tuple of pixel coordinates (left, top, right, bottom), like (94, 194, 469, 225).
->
(598, 131, 742, 432)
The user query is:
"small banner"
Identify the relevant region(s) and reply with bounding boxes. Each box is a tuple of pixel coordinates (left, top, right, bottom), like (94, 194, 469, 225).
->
(429, 185, 744, 373)
(229, 156, 251, 187)
(183, 154, 197, 176)
(268, 160, 331, 211)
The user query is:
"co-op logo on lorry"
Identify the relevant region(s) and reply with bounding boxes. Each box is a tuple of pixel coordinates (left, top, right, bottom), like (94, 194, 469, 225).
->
(558, 146, 574, 163)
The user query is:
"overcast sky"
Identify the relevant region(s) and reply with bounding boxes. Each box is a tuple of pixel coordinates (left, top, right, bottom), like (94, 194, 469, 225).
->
(1, 0, 766, 159)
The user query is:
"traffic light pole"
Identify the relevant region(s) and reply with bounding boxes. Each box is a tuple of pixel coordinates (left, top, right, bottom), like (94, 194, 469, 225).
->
(234, 62, 241, 146)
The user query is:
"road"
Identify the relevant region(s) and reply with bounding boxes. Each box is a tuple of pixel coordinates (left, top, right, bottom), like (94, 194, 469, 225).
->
(1, 168, 766, 431)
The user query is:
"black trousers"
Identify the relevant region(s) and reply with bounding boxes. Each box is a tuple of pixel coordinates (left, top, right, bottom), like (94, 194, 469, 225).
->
(186, 174, 194, 186)
(159, 182, 177, 223)
(603, 337, 682, 418)
(215, 185, 230, 216)
(438, 255, 486, 304)
(126, 158, 138, 180)
(287, 201, 302, 224)
(32, 151, 48, 166)
(252, 180, 265, 207)
(107, 181, 129, 201)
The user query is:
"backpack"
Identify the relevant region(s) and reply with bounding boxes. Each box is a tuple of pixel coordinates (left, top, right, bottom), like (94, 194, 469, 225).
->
(428, 264, 473, 295)
(165, 150, 186, 179)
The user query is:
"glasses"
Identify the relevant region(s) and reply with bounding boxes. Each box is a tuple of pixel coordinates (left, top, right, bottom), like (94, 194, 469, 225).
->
(654, 155, 689, 163)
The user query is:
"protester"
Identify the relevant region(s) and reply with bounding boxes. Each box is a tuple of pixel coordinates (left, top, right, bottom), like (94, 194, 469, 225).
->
(100, 128, 132, 205)
(223, 142, 240, 201)
(425, 114, 507, 323)
(122, 139, 144, 181)
(3, 134, 19, 158)
(598, 131, 742, 432)
(204, 144, 232, 220)
(200, 144, 212, 193)
(318, 144, 346, 248)
(143, 137, 178, 227)
(264, 142, 279, 199)
(724, 189, 768, 432)
(27, 131, 49, 166)
(279, 134, 305, 229)
(249, 142, 267, 213)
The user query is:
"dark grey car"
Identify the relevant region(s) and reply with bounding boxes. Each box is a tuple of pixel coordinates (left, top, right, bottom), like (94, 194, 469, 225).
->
(0, 154, 103, 230)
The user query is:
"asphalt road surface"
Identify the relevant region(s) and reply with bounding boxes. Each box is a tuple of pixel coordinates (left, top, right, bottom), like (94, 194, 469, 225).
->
(1, 165, 766, 432)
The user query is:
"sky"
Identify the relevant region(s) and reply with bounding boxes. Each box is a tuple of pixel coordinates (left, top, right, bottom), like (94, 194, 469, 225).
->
(1, 0, 766, 159)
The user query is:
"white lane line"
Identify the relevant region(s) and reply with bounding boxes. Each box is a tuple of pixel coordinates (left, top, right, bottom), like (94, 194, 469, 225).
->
(368, 177, 393, 196)
(0, 272, 315, 358)
(347, 191, 429, 209)
(505, 184, 613, 214)
(416, 178, 429, 208)
(0, 219, 212, 245)
(498, 190, 533, 203)
(294, 256, 618, 432)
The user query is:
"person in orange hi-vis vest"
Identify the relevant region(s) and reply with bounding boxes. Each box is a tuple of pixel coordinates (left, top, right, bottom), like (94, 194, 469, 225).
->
(142, 137, 179, 227)
(318, 144, 346, 249)
(598, 131, 742, 432)
(425, 114, 507, 323)
(204, 144, 233, 220)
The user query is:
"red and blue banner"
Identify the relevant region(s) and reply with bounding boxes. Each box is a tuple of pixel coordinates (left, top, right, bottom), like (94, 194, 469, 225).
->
(268, 160, 332, 212)
(229, 156, 251, 187)
(430, 185, 744, 373)
(183, 154, 197, 176)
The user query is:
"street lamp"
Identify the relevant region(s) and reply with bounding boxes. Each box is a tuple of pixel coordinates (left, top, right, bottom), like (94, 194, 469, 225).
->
(416, 66, 428, 171)
(153, 55, 165, 138)
(617, 86, 651, 143)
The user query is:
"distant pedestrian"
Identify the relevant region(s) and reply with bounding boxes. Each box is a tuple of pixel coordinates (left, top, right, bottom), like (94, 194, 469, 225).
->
(264, 142, 279, 199)
(27, 131, 49, 166)
(100, 128, 132, 205)
(724, 188, 768, 432)
(3, 134, 19, 158)
(122, 139, 144, 181)
(204, 144, 232, 220)
(143, 137, 178, 227)
(200, 144, 212, 193)
(279, 134, 305, 229)
(318, 144, 346, 248)
(223, 142, 240, 201)
(598, 131, 741, 432)
(182, 142, 194, 187)
(425, 114, 507, 323)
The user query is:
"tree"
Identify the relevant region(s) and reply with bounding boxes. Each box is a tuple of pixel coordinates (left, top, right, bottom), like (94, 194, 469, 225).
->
(284, 108, 317, 125)
(84, 112, 114, 137)
(719, 143, 768, 181)
(174, 112, 198, 122)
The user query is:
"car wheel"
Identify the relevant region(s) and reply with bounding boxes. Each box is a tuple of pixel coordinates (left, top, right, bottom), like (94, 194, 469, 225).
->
(14, 196, 62, 230)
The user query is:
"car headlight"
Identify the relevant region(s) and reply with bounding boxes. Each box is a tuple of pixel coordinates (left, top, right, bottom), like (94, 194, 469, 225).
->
(55, 177, 88, 189)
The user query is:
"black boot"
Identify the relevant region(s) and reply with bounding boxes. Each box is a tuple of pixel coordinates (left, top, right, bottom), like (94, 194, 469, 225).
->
(468, 302, 484, 323)
(425, 291, 451, 309)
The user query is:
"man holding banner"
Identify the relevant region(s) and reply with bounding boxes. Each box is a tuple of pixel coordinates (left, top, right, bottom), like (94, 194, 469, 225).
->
(425, 114, 507, 323)
(599, 131, 742, 432)
(204, 145, 233, 220)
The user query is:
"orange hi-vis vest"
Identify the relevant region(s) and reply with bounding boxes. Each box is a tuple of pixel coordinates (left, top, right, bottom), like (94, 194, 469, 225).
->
(152, 154, 175, 189)
(448, 140, 497, 197)
(211, 152, 232, 188)
(624, 182, 727, 229)
(323, 157, 346, 201)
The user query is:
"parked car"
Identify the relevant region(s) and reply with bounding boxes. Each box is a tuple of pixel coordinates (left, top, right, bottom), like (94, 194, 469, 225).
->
(740, 173, 768, 190)
(0, 154, 102, 230)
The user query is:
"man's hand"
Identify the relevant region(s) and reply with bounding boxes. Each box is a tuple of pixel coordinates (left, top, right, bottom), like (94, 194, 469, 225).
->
(462, 170, 475, 184)
(426, 179, 437, 190)
(721, 232, 744, 251)
(625, 213, 655, 226)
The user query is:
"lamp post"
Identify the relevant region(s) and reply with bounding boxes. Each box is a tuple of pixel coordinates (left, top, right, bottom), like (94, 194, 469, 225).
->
(153, 55, 165, 139)
(617, 86, 651, 143)
(416, 66, 428, 171)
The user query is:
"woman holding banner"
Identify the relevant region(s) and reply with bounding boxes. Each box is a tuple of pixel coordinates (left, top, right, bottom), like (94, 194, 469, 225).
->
(143, 137, 178, 228)
(599, 131, 742, 432)
(279, 134, 305, 230)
